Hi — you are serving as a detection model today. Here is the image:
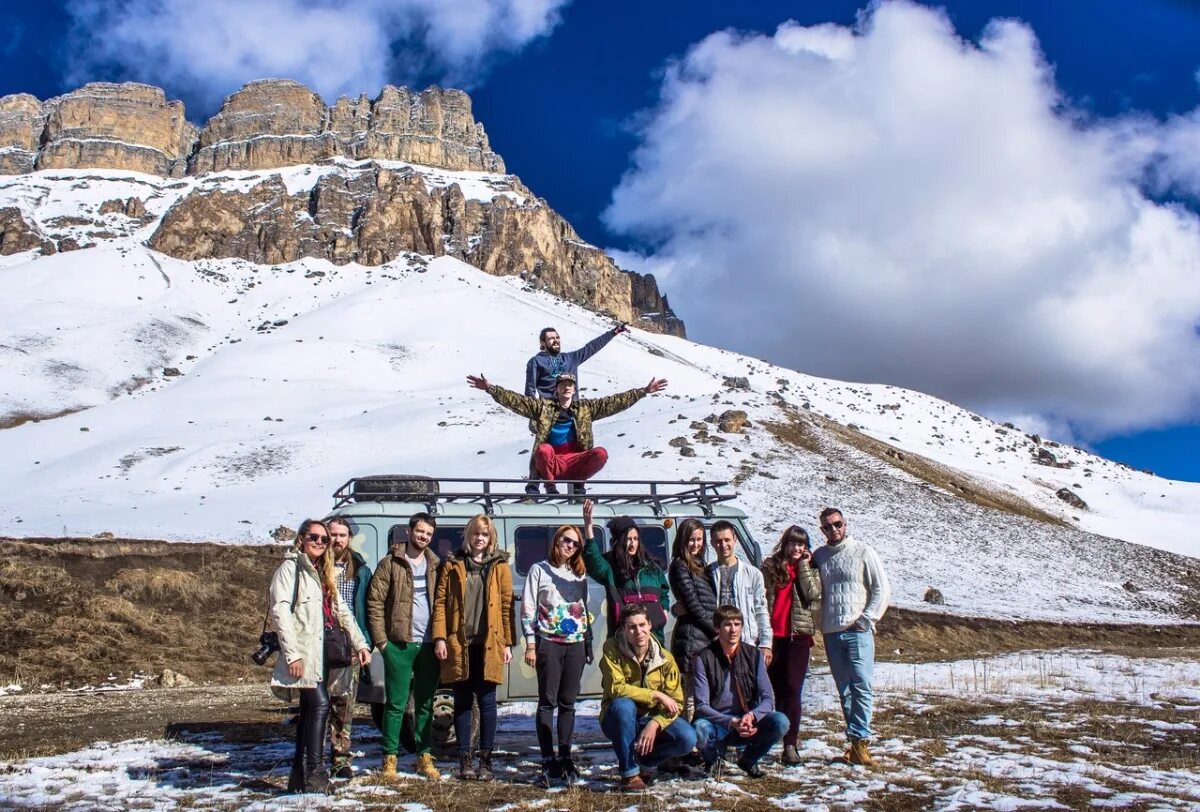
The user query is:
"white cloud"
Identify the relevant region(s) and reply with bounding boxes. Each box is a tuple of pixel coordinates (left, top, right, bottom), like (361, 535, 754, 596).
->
(605, 0, 1200, 438)
(64, 0, 570, 110)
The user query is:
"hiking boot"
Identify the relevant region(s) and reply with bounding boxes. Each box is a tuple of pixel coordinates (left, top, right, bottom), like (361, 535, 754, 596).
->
(703, 756, 723, 781)
(543, 482, 560, 495)
(560, 756, 580, 784)
(736, 757, 766, 779)
(304, 763, 333, 794)
(477, 750, 495, 782)
(414, 752, 441, 780)
(536, 757, 558, 787)
(848, 739, 876, 767)
(457, 751, 477, 780)
(524, 482, 540, 496)
(620, 774, 647, 791)
(331, 764, 353, 779)
(380, 754, 399, 782)
(570, 483, 586, 496)
(782, 743, 801, 766)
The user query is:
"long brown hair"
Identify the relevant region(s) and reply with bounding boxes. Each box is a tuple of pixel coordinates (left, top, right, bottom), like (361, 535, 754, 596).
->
(762, 525, 811, 588)
(548, 524, 586, 576)
(294, 518, 337, 598)
(670, 518, 706, 575)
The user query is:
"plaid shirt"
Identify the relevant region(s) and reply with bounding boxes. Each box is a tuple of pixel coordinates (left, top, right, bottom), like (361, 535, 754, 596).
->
(334, 561, 356, 611)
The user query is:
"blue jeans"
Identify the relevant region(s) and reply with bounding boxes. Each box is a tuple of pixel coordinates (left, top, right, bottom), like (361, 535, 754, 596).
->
(600, 697, 697, 778)
(823, 629, 875, 741)
(693, 711, 788, 768)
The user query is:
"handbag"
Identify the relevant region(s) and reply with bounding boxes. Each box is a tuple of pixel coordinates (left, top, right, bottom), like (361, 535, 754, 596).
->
(322, 595, 354, 669)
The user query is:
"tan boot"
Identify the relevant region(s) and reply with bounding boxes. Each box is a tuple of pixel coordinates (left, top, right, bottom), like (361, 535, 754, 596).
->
(381, 754, 399, 781)
(848, 740, 876, 767)
(414, 752, 441, 780)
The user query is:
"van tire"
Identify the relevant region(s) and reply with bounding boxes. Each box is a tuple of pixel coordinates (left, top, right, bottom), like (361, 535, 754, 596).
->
(430, 689, 480, 755)
(351, 475, 440, 502)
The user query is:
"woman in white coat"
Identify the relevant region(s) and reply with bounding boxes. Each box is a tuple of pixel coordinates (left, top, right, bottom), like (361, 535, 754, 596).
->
(270, 519, 371, 794)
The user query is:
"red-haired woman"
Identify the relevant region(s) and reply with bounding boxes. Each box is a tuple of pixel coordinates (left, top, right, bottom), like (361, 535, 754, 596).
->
(522, 523, 592, 786)
(432, 514, 514, 781)
(270, 519, 371, 793)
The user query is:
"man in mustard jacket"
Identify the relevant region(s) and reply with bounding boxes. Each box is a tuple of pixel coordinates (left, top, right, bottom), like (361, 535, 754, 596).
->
(466, 371, 667, 495)
(599, 603, 697, 790)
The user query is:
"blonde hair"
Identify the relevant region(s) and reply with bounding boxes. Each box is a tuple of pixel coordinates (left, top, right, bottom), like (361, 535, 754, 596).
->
(462, 514, 499, 556)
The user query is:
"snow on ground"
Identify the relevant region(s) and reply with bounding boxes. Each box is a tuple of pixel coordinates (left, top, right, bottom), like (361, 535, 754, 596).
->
(1, 651, 1196, 810)
(0, 169, 1198, 625)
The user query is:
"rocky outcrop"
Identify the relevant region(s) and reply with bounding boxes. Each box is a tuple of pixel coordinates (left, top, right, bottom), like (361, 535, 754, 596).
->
(1, 80, 501, 177)
(147, 163, 682, 332)
(2, 80, 682, 334)
(0, 94, 42, 174)
(0, 207, 52, 255)
(37, 83, 196, 177)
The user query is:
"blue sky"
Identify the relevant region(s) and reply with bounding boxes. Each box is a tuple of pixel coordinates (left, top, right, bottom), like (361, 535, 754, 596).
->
(3, 1, 1200, 481)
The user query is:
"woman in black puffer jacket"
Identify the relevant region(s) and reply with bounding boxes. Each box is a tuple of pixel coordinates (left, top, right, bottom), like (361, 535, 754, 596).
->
(667, 518, 717, 719)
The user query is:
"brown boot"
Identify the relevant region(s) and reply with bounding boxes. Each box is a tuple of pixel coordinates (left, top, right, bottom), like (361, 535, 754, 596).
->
(380, 754, 399, 782)
(477, 750, 494, 782)
(848, 739, 876, 767)
(414, 752, 441, 780)
(457, 751, 477, 780)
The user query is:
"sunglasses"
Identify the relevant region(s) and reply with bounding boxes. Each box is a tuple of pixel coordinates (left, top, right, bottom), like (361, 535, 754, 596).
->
(557, 537, 582, 547)
(820, 521, 844, 532)
(304, 532, 330, 545)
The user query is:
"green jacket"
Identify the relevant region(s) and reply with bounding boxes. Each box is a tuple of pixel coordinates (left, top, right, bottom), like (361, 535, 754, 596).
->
(486, 384, 647, 451)
(600, 634, 684, 732)
(583, 536, 671, 644)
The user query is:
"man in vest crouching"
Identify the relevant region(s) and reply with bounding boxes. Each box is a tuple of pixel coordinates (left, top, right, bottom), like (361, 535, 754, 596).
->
(693, 605, 788, 779)
(599, 603, 697, 791)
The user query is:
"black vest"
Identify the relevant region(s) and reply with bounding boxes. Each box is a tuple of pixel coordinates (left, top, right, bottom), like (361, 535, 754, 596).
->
(697, 641, 762, 714)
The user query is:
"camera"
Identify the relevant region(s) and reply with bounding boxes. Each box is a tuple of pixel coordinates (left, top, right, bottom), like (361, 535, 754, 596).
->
(250, 631, 280, 666)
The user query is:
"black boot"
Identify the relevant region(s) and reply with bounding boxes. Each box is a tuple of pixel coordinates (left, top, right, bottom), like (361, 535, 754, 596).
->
(477, 750, 494, 782)
(304, 762, 333, 794)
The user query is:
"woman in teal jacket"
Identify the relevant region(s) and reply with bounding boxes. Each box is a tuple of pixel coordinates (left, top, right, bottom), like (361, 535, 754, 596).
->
(581, 499, 670, 643)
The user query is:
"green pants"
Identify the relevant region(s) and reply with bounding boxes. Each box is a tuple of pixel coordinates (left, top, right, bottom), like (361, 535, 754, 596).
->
(381, 641, 440, 756)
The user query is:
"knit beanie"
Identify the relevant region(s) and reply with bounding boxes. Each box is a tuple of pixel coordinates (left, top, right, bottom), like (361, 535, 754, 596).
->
(607, 515, 637, 541)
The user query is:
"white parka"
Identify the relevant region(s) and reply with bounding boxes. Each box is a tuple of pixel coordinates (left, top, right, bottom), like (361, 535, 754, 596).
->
(270, 552, 368, 690)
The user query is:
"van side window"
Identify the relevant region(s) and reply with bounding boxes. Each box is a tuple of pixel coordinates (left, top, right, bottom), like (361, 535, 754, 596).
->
(515, 525, 605, 576)
(636, 525, 669, 571)
(388, 524, 463, 562)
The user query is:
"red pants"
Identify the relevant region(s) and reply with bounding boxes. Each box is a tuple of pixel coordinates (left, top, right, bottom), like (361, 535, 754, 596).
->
(534, 442, 608, 482)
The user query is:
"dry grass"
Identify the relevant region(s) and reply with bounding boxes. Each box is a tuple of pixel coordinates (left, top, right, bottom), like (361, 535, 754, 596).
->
(763, 405, 1066, 527)
(0, 408, 84, 430)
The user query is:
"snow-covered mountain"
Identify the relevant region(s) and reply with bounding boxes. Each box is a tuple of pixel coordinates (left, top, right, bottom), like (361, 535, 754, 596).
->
(2, 161, 1198, 627)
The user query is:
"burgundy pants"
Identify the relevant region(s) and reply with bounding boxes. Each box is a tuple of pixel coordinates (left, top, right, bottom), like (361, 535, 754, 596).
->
(534, 442, 609, 482)
(768, 635, 813, 747)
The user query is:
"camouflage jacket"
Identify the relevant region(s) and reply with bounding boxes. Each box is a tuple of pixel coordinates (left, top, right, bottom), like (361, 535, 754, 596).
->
(487, 384, 647, 450)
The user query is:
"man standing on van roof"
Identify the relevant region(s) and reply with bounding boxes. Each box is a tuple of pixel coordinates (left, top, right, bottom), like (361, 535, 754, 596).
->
(366, 512, 443, 782)
(522, 325, 626, 495)
(467, 370, 666, 495)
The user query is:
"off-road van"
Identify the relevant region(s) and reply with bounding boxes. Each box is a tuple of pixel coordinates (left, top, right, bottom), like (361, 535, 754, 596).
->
(326, 475, 762, 745)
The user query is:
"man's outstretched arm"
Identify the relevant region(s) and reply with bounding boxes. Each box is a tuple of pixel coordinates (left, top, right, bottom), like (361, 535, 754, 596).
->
(590, 378, 668, 421)
(467, 374, 542, 420)
(564, 325, 626, 368)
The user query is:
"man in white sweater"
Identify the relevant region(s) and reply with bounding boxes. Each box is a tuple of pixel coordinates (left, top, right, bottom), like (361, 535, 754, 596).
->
(811, 507, 890, 767)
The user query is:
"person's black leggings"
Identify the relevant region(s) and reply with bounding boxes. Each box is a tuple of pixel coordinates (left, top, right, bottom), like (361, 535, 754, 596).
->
(535, 638, 586, 759)
(453, 644, 498, 754)
(288, 684, 331, 791)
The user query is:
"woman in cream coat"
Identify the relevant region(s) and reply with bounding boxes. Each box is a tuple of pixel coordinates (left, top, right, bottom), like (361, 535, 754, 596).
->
(270, 518, 370, 794)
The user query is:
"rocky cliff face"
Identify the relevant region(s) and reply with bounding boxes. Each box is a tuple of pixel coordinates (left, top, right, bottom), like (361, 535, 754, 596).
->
(0, 79, 682, 335)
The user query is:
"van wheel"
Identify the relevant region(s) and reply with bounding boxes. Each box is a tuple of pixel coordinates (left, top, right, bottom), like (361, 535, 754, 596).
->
(430, 689, 479, 756)
(351, 475, 440, 501)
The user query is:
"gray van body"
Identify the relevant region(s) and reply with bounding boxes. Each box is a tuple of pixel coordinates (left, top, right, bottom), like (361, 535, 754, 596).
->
(328, 477, 763, 703)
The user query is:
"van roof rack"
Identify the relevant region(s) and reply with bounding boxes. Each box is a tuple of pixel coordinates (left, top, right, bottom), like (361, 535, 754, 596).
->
(332, 476, 737, 517)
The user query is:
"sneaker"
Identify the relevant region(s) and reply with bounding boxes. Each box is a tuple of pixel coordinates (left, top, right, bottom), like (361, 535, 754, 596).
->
(619, 774, 647, 791)
(414, 752, 441, 780)
(570, 483, 586, 496)
(524, 483, 540, 496)
(535, 757, 556, 787)
(543, 482, 560, 495)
